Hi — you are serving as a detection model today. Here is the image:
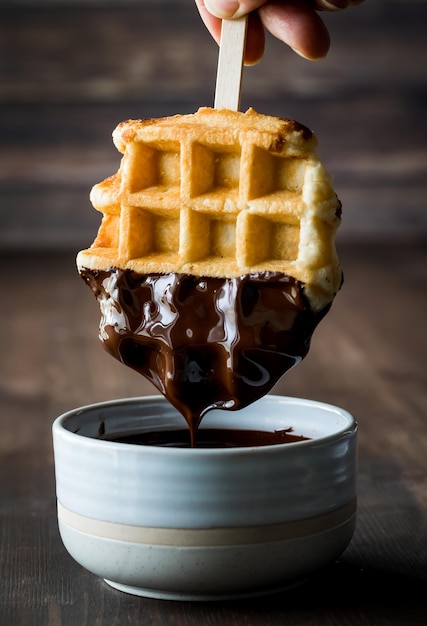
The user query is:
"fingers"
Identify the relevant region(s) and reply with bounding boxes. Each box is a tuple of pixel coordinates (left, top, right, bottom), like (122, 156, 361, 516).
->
(203, 0, 365, 17)
(195, 1, 266, 64)
(204, 0, 265, 19)
(259, 0, 330, 60)
(196, 0, 223, 44)
(196, 0, 364, 63)
(243, 12, 266, 65)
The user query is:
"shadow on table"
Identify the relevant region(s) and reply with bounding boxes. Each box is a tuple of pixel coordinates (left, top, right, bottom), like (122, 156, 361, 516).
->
(239, 460, 427, 618)
(140, 558, 427, 626)
(264, 559, 427, 609)
(172, 560, 427, 625)
(179, 458, 427, 623)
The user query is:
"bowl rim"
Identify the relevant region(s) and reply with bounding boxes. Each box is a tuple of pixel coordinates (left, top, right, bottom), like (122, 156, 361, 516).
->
(52, 394, 357, 457)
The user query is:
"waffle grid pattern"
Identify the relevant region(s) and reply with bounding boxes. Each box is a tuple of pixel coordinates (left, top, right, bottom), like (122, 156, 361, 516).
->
(78, 109, 341, 310)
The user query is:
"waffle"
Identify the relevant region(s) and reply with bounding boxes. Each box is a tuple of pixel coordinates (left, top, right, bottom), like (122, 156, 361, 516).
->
(77, 107, 342, 311)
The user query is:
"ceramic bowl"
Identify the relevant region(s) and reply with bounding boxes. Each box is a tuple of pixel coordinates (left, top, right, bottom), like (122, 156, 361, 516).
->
(52, 395, 357, 601)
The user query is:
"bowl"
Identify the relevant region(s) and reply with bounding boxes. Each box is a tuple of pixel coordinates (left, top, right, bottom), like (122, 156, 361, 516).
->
(52, 395, 357, 601)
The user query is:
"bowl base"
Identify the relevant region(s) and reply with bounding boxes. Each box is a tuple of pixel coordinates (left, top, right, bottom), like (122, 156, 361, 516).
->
(103, 576, 309, 601)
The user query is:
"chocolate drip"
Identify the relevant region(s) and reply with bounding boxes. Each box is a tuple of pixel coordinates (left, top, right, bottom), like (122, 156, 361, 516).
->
(80, 269, 328, 441)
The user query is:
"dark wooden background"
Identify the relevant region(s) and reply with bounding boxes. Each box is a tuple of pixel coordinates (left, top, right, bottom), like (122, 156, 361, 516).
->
(1, 1, 427, 624)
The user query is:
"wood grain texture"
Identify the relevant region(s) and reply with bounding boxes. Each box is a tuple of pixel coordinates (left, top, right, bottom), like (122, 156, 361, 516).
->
(1, 241, 427, 624)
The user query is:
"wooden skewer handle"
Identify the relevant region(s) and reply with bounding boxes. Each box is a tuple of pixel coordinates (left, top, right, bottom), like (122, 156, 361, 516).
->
(214, 16, 248, 111)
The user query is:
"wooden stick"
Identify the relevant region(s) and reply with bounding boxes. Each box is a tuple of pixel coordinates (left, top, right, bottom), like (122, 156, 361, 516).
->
(214, 16, 248, 111)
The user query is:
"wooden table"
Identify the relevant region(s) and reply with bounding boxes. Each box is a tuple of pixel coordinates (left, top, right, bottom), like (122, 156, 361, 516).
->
(1, 240, 427, 624)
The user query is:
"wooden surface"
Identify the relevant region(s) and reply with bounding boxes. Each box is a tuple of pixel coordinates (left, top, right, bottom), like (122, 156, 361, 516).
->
(1, 241, 427, 624)
(1, 0, 427, 250)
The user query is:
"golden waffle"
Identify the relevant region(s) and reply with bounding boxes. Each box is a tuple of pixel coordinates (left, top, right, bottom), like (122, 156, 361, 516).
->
(77, 107, 342, 311)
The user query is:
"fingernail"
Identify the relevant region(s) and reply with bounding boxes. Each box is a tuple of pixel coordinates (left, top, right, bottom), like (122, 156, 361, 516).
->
(293, 47, 328, 61)
(205, 0, 240, 19)
(320, 0, 349, 10)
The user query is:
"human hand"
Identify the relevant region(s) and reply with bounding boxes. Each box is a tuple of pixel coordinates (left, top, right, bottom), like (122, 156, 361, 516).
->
(195, 0, 365, 64)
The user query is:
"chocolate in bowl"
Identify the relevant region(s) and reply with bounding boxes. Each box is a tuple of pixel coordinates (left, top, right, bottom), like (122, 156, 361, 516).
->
(99, 427, 310, 448)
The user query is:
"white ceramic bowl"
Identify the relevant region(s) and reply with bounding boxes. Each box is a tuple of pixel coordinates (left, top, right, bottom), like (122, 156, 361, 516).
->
(52, 395, 357, 600)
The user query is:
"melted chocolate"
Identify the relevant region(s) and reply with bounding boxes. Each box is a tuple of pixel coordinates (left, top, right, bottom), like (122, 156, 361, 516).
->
(100, 428, 309, 448)
(80, 269, 328, 442)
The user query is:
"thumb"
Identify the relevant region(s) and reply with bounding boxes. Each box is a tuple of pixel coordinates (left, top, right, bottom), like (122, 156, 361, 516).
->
(204, 0, 265, 19)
